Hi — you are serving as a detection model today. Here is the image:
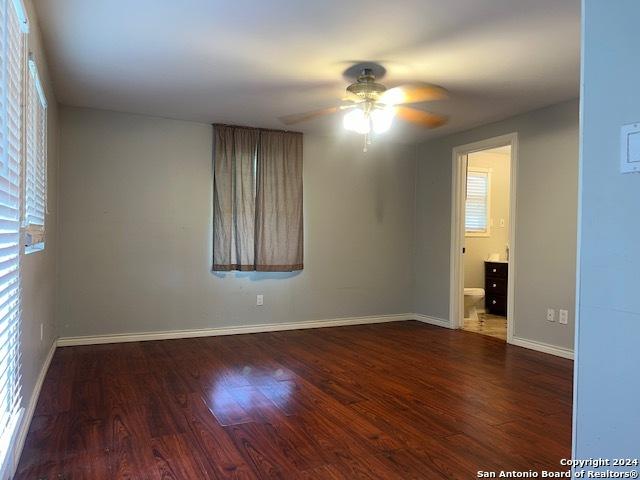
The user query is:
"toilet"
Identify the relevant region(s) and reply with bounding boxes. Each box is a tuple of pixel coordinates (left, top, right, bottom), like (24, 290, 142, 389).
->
(464, 288, 485, 321)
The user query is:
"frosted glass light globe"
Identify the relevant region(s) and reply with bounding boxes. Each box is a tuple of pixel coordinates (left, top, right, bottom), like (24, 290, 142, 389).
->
(343, 108, 370, 134)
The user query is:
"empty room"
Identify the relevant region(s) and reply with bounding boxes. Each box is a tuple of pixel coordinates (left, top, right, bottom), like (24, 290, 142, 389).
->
(2, 0, 638, 478)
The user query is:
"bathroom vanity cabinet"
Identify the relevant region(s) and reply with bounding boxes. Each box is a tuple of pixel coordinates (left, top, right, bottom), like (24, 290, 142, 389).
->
(485, 261, 508, 316)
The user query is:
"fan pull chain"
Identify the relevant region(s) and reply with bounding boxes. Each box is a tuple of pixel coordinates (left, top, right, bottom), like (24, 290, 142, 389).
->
(363, 132, 373, 152)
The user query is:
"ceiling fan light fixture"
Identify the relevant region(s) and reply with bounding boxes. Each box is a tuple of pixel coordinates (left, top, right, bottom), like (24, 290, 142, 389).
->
(279, 65, 448, 151)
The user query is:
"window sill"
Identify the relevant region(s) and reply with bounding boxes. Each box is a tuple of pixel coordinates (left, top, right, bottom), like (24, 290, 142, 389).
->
(25, 243, 45, 255)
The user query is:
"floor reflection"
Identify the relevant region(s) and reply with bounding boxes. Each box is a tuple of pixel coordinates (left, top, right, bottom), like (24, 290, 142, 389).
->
(207, 367, 295, 425)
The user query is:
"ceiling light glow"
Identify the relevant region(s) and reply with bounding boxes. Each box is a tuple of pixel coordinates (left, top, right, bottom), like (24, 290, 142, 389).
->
(371, 107, 396, 134)
(343, 108, 370, 134)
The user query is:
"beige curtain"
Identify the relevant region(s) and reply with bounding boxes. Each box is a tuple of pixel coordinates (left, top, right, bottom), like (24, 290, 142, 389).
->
(255, 130, 303, 271)
(213, 125, 303, 272)
(213, 125, 259, 270)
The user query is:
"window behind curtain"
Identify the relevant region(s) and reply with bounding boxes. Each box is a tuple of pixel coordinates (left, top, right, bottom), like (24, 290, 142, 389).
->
(0, 0, 25, 471)
(465, 168, 490, 236)
(23, 55, 46, 252)
(212, 125, 303, 272)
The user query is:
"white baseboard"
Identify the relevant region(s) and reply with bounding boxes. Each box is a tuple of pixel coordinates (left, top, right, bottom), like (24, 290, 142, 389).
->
(54, 313, 572, 356)
(413, 314, 453, 329)
(56, 313, 417, 346)
(509, 336, 574, 359)
(11, 340, 56, 477)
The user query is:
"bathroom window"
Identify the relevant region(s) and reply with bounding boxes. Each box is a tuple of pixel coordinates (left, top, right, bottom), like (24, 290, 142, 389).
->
(465, 168, 491, 236)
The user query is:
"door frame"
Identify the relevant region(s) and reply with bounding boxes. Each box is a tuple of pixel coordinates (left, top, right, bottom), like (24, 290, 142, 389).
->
(449, 132, 518, 343)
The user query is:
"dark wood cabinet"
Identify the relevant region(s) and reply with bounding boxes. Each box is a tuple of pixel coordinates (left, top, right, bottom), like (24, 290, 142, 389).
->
(485, 261, 508, 316)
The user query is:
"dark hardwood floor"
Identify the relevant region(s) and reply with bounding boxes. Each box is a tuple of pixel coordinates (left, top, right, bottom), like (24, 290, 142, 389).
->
(17, 321, 573, 479)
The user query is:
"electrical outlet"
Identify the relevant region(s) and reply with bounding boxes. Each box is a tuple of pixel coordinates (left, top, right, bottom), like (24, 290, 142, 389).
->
(256, 294, 264, 306)
(40, 323, 43, 341)
(559, 309, 569, 325)
(546, 308, 555, 322)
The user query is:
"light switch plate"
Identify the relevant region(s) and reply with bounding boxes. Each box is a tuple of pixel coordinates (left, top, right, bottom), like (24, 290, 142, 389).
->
(620, 123, 640, 173)
(559, 309, 569, 325)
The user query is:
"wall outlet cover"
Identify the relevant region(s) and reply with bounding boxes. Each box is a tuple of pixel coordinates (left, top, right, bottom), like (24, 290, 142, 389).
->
(547, 308, 556, 322)
(257, 294, 264, 306)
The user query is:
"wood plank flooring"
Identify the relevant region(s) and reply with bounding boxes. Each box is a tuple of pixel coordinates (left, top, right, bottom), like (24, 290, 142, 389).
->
(16, 321, 573, 479)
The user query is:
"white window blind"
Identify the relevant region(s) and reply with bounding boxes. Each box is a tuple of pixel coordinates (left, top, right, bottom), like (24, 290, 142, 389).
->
(24, 55, 46, 249)
(465, 169, 490, 235)
(0, 0, 25, 471)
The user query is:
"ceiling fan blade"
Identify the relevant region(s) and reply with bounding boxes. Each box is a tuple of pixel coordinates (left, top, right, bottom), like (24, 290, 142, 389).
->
(279, 105, 355, 125)
(395, 107, 448, 128)
(380, 84, 448, 105)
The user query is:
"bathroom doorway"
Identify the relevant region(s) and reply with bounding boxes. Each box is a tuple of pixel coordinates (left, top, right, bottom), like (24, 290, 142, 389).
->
(450, 134, 517, 342)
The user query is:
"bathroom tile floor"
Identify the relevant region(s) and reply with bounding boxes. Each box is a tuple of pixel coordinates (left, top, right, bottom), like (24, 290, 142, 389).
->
(463, 312, 507, 340)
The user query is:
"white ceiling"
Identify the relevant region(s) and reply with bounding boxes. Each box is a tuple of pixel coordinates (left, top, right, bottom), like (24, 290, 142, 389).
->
(33, 0, 580, 143)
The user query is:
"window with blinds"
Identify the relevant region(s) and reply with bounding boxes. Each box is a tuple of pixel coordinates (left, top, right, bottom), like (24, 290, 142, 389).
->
(465, 168, 491, 236)
(24, 56, 46, 251)
(0, 0, 25, 472)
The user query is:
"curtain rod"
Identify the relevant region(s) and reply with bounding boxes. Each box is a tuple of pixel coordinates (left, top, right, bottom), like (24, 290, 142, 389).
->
(212, 123, 303, 135)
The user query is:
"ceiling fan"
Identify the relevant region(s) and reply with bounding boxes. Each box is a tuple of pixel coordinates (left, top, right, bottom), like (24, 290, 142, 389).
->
(279, 67, 448, 151)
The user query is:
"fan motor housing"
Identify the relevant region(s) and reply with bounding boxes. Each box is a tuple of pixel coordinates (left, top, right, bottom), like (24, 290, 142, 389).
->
(346, 68, 387, 100)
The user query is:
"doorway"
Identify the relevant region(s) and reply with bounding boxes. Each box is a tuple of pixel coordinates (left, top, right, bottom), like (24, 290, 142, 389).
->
(450, 133, 517, 342)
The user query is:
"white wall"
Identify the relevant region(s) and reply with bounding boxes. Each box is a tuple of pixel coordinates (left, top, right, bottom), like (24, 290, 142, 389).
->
(464, 148, 511, 288)
(573, 0, 640, 460)
(414, 100, 579, 350)
(57, 107, 416, 337)
(14, 0, 59, 471)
